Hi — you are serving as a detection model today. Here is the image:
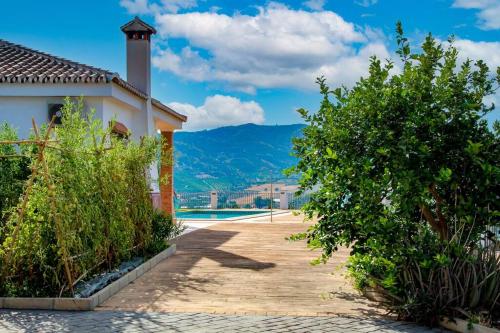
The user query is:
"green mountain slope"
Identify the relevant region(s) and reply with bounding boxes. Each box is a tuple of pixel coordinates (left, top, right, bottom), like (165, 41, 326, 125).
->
(174, 123, 305, 192)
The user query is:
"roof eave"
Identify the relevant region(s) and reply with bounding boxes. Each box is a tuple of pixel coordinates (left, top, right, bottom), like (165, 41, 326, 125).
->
(110, 80, 187, 123)
(152, 98, 188, 122)
(120, 17, 157, 34)
(111, 77, 148, 99)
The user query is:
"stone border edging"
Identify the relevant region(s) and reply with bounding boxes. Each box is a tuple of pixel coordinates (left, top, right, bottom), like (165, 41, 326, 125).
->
(440, 317, 500, 333)
(178, 209, 291, 222)
(0, 244, 177, 311)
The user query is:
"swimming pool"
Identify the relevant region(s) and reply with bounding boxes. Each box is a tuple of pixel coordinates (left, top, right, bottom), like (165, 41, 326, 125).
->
(175, 210, 270, 220)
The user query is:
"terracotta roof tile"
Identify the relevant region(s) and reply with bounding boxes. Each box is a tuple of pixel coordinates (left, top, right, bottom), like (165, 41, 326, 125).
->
(0, 39, 113, 84)
(152, 98, 187, 122)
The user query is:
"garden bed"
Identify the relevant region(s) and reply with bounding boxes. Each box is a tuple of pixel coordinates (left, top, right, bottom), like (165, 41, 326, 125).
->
(0, 244, 176, 310)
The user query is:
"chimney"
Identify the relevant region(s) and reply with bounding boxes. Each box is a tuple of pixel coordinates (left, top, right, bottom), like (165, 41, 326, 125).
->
(120, 17, 157, 96)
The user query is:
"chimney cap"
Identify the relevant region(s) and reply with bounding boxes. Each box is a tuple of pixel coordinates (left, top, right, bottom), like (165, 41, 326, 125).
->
(121, 16, 157, 34)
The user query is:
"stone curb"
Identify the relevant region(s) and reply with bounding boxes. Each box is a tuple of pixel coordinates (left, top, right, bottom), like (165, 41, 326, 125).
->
(0, 244, 177, 311)
(440, 317, 500, 333)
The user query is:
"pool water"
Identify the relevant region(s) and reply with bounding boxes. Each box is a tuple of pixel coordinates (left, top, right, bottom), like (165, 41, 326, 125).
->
(175, 210, 269, 220)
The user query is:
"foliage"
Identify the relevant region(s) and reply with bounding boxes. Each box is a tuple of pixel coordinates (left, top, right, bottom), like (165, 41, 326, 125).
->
(0, 124, 30, 227)
(0, 98, 163, 297)
(254, 196, 271, 209)
(146, 210, 185, 254)
(227, 201, 239, 209)
(288, 22, 500, 325)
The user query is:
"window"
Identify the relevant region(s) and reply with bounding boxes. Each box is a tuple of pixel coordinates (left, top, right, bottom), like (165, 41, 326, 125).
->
(48, 104, 63, 125)
(127, 32, 150, 41)
(110, 121, 130, 140)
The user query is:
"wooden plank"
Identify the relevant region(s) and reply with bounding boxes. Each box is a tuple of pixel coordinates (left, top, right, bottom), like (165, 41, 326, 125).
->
(99, 215, 383, 317)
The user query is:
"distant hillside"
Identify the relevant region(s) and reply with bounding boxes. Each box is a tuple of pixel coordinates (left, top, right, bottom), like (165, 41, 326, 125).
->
(174, 123, 306, 192)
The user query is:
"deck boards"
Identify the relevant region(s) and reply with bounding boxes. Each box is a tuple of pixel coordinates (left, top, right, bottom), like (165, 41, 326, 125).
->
(99, 214, 383, 317)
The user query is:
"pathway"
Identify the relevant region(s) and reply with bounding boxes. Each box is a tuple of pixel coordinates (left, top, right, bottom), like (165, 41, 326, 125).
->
(0, 310, 444, 332)
(100, 213, 381, 316)
(0, 214, 448, 332)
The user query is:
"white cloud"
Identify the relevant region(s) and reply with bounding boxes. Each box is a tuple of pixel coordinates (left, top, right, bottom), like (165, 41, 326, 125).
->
(120, 0, 197, 15)
(159, 0, 197, 13)
(452, 0, 500, 30)
(152, 3, 390, 92)
(152, 47, 211, 81)
(453, 39, 500, 69)
(303, 0, 326, 11)
(451, 38, 500, 120)
(169, 95, 265, 131)
(120, 0, 151, 14)
(355, 0, 378, 7)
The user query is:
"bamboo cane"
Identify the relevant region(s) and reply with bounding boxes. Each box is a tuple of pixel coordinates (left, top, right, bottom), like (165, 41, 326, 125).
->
(0, 139, 58, 144)
(1, 117, 56, 276)
(0, 154, 29, 158)
(32, 118, 75, 295)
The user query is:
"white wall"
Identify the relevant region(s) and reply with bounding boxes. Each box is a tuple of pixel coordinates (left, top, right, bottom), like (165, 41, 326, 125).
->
(0, 82, 182, 138)
(0, 96, 103, 138)
(102, 97, 146, 141)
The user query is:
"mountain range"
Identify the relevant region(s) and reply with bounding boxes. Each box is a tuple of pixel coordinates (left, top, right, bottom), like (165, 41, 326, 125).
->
(173, 123, 306, 192)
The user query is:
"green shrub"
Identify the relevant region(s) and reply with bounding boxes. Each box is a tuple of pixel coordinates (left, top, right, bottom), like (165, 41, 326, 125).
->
(288, 23, 499, 325)
(0, 124, 30, 227)
(254, 196, 271, 209)
(146, 210, 185, 254)
(0, 98, 162, 297)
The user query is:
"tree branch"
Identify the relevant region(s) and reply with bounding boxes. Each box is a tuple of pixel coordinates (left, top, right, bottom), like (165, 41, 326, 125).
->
(429, 183, 448, 240)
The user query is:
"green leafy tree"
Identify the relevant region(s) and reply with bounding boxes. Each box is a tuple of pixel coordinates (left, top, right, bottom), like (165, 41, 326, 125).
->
(288, 23, 500, 324)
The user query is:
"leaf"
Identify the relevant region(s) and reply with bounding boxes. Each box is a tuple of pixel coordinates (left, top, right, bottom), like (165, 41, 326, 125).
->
(376, 147, 389, 156)
(326, 147, 337, 160)
(438, 167, 452, 182)
(465, 140, 483, 155)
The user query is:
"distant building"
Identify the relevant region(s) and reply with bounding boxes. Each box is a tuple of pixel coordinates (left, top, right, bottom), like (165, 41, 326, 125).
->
(246, 183, 300, 193)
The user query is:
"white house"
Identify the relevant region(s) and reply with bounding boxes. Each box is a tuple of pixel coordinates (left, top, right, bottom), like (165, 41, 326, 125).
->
(0, 17, 186, 215)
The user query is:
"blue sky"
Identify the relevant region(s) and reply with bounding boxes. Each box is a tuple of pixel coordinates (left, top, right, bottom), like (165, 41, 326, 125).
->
(1, 0, 499, 130)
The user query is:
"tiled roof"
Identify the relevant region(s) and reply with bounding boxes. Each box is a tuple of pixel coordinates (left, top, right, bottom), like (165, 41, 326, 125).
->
(152, 98, 187, 122)
(0, 39, 186, 122)
(0, 39, 116, 84)
(121, 16, 157, 34)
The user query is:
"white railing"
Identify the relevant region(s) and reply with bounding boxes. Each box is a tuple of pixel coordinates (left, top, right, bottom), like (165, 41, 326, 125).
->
(175, 190, 311, 210)
(175, 192, 211, 209)
(484, 226, 500, 249)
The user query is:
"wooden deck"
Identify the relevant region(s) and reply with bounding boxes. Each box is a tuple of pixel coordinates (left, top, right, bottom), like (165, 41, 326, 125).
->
(99, 213, 383, 317)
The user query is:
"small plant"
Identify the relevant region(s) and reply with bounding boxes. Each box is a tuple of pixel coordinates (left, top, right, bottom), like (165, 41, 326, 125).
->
(146, 210, 185, 254)
(254, 196, 271, 209)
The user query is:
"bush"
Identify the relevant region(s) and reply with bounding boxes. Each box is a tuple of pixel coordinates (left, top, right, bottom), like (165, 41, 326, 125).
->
(0, 124, 30, 227)
(254, 196, 271, 209)
(0, 98, 163, 297)
(288, 23, 499, 326)
(146, 210, 185, 254)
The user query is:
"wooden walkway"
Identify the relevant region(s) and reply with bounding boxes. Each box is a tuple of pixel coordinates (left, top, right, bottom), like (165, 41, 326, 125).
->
(99, 214, 383, 317)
